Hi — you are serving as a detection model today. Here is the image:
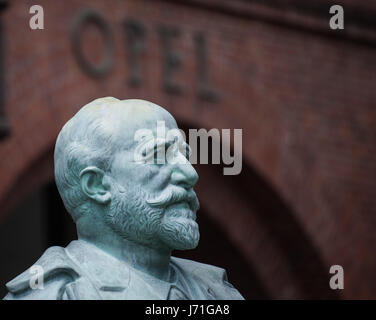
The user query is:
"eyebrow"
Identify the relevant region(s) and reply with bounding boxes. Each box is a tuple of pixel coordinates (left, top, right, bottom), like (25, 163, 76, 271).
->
(141, 138, 172, 155)
(138, 136, 191, 156)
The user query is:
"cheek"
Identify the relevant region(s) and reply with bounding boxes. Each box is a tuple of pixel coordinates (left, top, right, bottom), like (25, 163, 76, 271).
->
(139, 164, 160, 182)
(145, 166, 173, 191)
(115, 163, 158, 184)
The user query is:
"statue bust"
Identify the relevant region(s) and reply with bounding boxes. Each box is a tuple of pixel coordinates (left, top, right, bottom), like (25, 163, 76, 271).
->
(3, 98, 244, 300)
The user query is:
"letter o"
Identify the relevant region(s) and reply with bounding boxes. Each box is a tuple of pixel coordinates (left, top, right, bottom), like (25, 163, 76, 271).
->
(71, 9, 114, 77)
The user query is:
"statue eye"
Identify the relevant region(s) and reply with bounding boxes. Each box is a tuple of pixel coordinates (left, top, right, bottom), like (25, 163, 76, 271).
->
(138, 144, 155, 163)
(152, 141, 174, 165)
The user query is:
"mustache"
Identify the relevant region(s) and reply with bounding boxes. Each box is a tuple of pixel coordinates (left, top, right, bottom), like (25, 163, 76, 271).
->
(146, 188, 200, 212)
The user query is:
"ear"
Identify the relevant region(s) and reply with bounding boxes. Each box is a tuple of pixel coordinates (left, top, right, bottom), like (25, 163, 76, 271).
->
(79, 166, 111, 204)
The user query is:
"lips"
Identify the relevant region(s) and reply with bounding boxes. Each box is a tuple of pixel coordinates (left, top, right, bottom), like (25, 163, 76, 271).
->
(147, 188, 200, 212)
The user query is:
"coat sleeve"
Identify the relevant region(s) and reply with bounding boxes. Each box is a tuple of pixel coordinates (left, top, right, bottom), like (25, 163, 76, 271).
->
(3, 246, 80, 300)
(3, 275, 73, 300)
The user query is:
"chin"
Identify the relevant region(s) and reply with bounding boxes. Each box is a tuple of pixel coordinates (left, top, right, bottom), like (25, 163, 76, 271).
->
(173, 238, 199, 251)
(160, 218, 200, 251)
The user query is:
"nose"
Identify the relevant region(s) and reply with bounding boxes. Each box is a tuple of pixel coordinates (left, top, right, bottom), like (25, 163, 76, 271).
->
(171, 162, 199, 189)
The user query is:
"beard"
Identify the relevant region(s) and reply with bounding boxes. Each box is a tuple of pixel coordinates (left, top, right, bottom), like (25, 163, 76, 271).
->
(105, 182, 200, 251)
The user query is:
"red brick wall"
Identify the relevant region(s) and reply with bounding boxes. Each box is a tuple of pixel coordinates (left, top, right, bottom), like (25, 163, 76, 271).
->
(0, 0, 375, 298)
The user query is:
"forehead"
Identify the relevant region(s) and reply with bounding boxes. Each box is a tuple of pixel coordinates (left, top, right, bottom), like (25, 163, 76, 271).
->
(111, 100, 179, 147)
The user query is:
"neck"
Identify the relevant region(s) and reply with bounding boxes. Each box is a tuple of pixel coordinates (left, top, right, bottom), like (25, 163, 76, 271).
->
(76, 216, 172, 282)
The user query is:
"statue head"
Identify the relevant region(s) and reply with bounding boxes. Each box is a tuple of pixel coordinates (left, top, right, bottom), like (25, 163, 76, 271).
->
(54, 97, 200, 251)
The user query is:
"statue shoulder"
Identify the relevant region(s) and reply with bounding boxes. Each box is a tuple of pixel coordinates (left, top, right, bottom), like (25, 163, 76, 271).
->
(171, 256, 228, 280)
(171, 257, 244, 300)
(3, 246, 80, 300)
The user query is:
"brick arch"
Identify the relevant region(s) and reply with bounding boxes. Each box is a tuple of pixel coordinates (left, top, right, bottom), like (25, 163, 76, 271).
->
(179, 122, 339, 299)
(194, 158, 339, 299)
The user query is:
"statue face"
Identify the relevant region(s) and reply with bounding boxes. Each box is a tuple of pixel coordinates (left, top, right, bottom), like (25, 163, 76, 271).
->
(105, 110, 200, 251)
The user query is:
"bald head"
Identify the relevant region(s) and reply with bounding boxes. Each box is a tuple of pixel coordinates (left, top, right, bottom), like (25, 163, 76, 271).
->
(54, 97, 178, 220)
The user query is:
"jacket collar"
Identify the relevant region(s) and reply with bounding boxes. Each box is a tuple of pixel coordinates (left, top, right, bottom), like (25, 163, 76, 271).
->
(65, 240, 174, 299)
